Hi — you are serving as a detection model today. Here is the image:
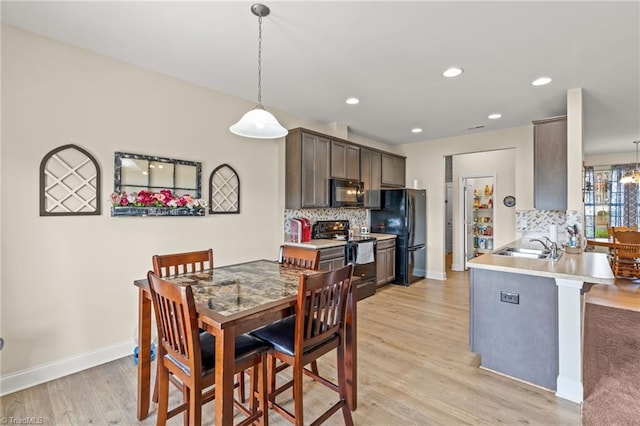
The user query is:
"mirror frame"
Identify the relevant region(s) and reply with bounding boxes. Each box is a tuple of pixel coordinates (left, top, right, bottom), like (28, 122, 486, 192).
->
(114, 152, 202, 198)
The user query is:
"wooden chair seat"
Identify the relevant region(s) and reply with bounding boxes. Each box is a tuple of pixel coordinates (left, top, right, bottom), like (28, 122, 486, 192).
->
(251, 264, 354, 426)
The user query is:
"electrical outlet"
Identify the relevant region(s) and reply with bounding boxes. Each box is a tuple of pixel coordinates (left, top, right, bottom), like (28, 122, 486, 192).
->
(500, 291, 519, 304)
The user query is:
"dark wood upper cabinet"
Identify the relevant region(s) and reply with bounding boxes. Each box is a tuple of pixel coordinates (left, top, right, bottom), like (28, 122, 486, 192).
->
(381, 153, 406, 187)
(286, 128, 405, 209)
(330, 140, 360, 180)
(533, 116, 567, 210)
(286, 130, 331, 209)
(360, 148, 381, 209)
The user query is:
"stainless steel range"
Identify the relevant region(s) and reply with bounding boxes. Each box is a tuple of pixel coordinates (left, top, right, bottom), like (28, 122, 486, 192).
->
(312, 220, 377, 300)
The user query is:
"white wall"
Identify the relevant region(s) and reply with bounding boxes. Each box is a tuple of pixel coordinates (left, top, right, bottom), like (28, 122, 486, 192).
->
(398, 127, 534, 279)
(584, 151, 635, 167)
(452, 150, 516, 270)
(0, 25, 393, 391)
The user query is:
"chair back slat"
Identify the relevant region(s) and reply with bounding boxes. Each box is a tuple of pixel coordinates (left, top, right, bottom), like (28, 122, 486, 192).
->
(296, 265, 352, 353)
(152, 249, 214, 277)
(280, 246, 320, 270)
(147, 271, 202, 375)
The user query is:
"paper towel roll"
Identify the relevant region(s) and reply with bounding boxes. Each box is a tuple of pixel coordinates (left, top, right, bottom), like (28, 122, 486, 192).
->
(549, 224, 558, 243)
(413, 179, 419, 189)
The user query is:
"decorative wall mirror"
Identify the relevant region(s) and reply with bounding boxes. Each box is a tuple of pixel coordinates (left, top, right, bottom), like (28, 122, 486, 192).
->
(209, 164, 240, 214)
(114, 152, 202, 198)
(40, 144, 101, 216)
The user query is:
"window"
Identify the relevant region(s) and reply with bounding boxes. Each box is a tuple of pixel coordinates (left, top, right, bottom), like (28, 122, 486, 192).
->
(584, 164, 639, 237)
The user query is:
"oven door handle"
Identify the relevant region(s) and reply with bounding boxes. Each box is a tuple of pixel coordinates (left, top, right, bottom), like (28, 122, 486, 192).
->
(346, 243, 357, 264)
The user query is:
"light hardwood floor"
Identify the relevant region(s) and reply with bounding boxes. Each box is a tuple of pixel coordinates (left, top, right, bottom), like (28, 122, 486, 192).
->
(1, 267, 583, 425)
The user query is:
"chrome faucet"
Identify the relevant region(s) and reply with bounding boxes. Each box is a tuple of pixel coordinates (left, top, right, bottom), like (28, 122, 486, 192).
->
(529, 236, 558, 259)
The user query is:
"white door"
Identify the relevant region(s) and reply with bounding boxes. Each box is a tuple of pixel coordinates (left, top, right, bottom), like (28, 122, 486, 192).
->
(463, 181, 475, 269)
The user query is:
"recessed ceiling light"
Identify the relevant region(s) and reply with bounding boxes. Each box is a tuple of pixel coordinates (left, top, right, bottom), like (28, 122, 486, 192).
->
(443, 67, 464, 78)
(488, 113, 502, 119)
(532, 77, 552, 86)
(345, 97, 360, 105)
(411, 128, 423, 133)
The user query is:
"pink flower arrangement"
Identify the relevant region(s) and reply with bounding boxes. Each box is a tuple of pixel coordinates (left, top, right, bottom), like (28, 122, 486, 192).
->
(110, 189, 206, 210)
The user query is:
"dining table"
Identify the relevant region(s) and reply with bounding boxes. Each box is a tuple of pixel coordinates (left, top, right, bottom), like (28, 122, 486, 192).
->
(134, 259, 358, 425)
(586, 237, 616, 249)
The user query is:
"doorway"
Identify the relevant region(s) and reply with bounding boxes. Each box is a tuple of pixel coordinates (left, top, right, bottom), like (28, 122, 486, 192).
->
(461, 175, 495, 270)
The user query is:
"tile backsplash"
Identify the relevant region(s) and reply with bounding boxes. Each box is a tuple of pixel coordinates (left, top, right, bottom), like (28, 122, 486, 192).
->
(516, 209, 582, 243)
(284, 208, 368, 236)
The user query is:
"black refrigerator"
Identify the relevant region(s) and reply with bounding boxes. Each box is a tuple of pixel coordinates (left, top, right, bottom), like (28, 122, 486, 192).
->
(370, 189, 426, 285)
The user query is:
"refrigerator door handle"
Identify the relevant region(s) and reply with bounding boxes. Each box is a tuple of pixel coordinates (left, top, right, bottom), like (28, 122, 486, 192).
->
(408, 195, 413, 246)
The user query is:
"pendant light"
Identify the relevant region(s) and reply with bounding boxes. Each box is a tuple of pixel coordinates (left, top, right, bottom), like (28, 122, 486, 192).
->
(230, 3, 288, 139)
(619, 140, 640, 184)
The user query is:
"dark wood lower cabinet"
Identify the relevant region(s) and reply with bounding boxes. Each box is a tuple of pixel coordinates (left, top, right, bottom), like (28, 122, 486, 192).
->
(376, 239, 396, 286)
(318, 246, 346, 271)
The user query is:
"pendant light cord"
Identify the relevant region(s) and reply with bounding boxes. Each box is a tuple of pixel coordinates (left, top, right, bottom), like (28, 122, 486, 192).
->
(257, 14, 263, 106)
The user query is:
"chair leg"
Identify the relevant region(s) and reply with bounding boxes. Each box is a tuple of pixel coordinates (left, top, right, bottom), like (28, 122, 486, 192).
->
(258, 355, 269, 426)
(238, 370, 246, 403)
(293, 360, 304, 426)
(310, 360, 319, 376)
(182, 385, 189, 426)
(267, 354, 277, 402)
(189, 384, 202, 426)
(248, 365, 258, 413)
(156, 363, 169, 426)
(336, 345, 354, 426)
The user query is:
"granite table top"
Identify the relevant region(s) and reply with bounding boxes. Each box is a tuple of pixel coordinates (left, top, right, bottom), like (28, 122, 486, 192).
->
(161, 260, 316, 316)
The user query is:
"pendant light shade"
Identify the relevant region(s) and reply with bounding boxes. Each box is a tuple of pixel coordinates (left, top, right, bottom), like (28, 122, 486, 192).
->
(230, 3, 288, 139)
(230, 105, 288, 139)
(620, 140, 640, 184)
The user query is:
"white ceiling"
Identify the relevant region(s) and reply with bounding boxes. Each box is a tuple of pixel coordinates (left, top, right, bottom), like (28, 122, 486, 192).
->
(2, 1, 639, 155)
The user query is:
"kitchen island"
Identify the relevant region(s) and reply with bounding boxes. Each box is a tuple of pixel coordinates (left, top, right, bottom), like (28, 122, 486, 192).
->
(467, 240, 614, 403)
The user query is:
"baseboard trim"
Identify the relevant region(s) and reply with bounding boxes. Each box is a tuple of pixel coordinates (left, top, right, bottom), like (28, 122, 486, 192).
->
(0, 341, 132, 396)
(556, 376, 584, 404)
(451, 262, 466, 271)
(426, 270, 446, 280)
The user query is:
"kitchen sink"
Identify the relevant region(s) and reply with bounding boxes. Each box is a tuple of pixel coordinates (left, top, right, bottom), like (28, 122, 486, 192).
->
(493, 246, 563, 260)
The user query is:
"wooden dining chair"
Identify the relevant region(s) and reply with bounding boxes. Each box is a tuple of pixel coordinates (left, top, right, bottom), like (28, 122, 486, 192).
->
(279, 245, 320, 270)
(150, 250, 216, 402)
(152, 249, 214, 277)
(251, 264, 355, 426)
(276, 246, 321, 373)
(147, 271, 270, 426)
(239, 246, 322, 403)
(611, 231, 640, 279)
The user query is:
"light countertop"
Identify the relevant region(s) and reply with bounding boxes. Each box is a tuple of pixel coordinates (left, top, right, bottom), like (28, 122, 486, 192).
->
(283, 233, 396, 250)
(468, 239, 615, 285)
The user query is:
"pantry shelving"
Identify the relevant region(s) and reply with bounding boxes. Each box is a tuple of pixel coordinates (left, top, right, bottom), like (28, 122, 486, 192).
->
(473, 186, 494, 256)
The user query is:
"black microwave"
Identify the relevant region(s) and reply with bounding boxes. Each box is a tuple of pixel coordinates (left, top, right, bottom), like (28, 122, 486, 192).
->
(330, 178, 364, 208)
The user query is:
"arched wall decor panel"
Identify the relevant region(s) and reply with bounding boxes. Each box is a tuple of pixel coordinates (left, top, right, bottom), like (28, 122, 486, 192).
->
(39, 144, 101, 216)
(209, 164, 240, 214)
